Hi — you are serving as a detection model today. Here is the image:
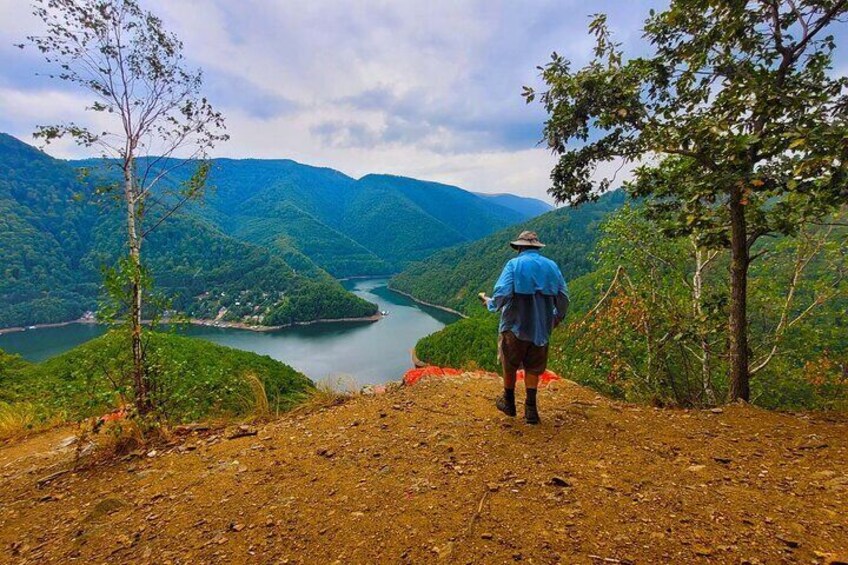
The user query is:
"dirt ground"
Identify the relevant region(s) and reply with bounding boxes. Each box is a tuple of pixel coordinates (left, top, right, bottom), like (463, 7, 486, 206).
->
(1, 374, 846, 564)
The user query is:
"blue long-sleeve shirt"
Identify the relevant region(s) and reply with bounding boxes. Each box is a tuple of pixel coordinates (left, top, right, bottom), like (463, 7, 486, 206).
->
(486, 250, 569, 346)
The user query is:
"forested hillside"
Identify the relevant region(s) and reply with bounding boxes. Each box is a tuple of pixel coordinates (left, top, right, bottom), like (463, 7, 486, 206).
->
(0, 133, 99, 325)
(348, 174, 525, 265)
(1, 0, 846, 561)
(174, 158, 393, 278)
(197, 165, 528, 273)
(390, 190, 626, 314)
(0, 134, 376, 328)
(474, 192, 553, 217)
(118, 157, 531, 277)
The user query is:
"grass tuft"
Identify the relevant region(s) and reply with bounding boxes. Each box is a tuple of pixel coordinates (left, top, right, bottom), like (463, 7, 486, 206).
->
(294, 375, 358, 414)
(243, 372, 271, 418)
(0, 402, 63, 442)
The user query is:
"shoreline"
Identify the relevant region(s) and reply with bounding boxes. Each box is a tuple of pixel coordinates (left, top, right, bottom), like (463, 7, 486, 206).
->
(185, 313, 382, 332)
(337, 273, 397, 282)
(0, 318, 99, 336)
(0, 313, 382, 336)
(386, 286, 468, 319)
(410, 347, 428, 368)
(0, 282, 458, 336)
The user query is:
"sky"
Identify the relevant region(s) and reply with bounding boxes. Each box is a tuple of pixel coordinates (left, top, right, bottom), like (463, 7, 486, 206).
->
(1, 0, 842, 203)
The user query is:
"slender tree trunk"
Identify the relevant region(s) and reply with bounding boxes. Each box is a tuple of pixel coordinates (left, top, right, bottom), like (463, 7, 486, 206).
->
(124, 164, 149, 414)
(728, 184, 750, 402)
(692, 243, 716, 405)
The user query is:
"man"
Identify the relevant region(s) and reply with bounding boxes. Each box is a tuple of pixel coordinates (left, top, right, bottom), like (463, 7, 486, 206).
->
(478, 231, 569, 424)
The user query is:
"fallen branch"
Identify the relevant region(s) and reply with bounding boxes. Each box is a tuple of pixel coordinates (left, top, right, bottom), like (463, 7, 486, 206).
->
(588, 555, 623, 563)
(419, 406, 456, 417)
(464, 490, 489, 536)
(36, 469, 70, 488)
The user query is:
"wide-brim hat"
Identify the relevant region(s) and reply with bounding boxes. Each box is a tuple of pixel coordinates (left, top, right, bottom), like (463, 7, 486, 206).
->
(510, 230, 545, 250)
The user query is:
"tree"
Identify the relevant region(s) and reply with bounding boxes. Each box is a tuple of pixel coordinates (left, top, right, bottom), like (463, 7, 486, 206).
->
(525, 1, 848, 401)
(23, 0, 227, 414)
(561, 203, 846, 407)
(746, 213, 847, 379)
(555, 205, 727, 406)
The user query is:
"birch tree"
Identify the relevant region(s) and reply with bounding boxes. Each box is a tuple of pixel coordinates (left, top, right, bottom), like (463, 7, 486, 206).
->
(23, 0, 227, 415)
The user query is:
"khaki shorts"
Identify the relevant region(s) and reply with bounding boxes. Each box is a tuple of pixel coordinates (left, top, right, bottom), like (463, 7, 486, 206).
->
(498, 331, 548, 375)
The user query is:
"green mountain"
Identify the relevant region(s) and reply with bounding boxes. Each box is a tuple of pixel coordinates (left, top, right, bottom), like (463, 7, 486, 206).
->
(0, 134, 375, 328)
(70, 155, 529, 279)
(187, 163, 527, 276)
(349, 174, 525, 265)
(390, 190, 627, 314)
(0, 133, 100, 326)
(174, 158, 393, 278)
(1, 132, 540, 328)
(474, 192, 554, 218)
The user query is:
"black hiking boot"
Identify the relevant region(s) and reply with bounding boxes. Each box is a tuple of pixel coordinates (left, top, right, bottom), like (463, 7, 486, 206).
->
(524, 403, 541, 425)
(495, 393, 516, 417)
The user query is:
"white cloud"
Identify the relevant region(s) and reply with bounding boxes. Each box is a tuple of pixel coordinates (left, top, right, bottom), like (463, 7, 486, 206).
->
(0, 86, 123, 155)
(0, 0, 660, 202)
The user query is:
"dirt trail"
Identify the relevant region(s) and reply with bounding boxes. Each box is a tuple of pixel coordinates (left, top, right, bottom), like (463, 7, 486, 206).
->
(1, 374, 846, 564)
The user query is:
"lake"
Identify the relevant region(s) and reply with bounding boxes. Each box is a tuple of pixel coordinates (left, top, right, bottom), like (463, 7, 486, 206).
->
(0, 278, 459, 387)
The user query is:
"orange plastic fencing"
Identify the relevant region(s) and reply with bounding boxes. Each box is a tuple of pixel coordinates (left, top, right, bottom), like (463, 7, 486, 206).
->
(522, 369, 560, 386)
(403, 366, 560, 387)
(97, 406, 128, 425)
(403, 366, 463, 386)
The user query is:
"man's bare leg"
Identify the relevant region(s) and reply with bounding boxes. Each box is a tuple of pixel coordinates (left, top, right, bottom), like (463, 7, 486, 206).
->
(502, 363, 518, 390)
(524, 372, 540, 424)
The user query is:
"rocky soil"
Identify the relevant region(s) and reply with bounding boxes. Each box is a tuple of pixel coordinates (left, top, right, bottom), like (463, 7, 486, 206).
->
(1, 374, 846, 564)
